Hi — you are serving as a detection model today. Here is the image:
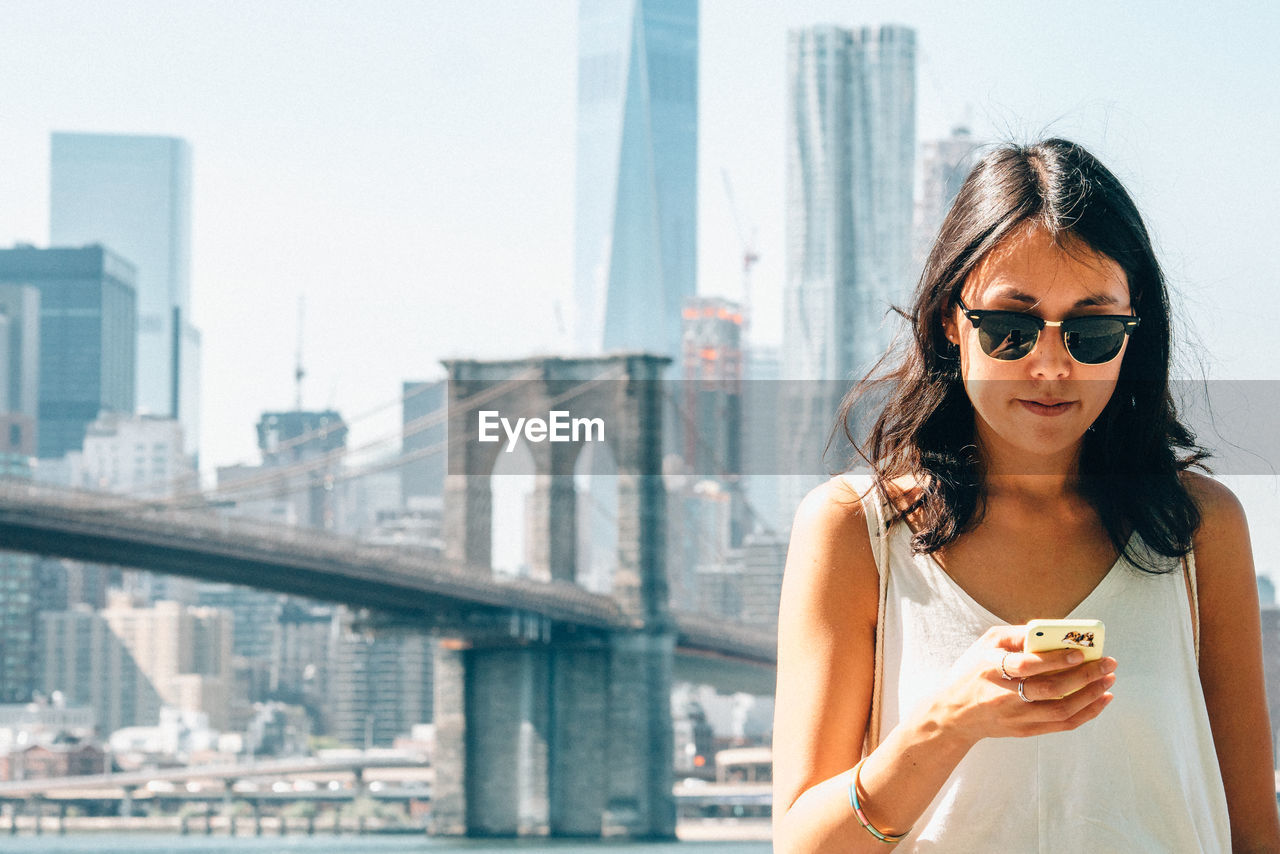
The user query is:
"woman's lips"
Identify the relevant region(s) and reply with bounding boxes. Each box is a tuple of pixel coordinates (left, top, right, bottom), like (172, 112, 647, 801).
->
(1018, 400, 1076, 416)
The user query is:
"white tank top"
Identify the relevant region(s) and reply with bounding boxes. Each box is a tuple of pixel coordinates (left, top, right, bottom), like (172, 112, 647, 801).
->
(852, 475, 1231, 852)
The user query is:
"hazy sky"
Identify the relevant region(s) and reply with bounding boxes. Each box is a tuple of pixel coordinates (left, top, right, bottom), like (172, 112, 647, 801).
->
(1, 1, 1278, 569)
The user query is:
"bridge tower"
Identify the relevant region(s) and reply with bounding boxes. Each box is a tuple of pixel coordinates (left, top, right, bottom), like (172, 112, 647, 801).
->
(432, 353, 675, 839)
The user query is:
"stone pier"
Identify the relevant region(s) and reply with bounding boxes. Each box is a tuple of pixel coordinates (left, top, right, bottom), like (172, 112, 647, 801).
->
(432, 354, 674, 839)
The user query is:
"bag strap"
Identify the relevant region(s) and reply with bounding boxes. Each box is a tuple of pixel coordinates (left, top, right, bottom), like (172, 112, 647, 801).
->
(1182, 549, 1200, 664)
(863, 480, 891, 753)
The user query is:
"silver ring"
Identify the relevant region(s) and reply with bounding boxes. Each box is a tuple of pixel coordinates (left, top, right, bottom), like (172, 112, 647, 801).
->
(1000, 652, 1014, 681)
(1017, 678, 1035, 703)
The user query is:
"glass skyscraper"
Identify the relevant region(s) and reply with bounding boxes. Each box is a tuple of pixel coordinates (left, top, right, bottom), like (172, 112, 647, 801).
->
(783, 25, 916, 382)
(50, 132, 201, 460)
(0, 283, 40, 455)
(574, 0, 698, 362)
(0, 246, 137, 459)
(779, 25, 916, 523)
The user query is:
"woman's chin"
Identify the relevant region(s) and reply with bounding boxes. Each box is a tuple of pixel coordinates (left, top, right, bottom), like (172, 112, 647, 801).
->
(983, 423, 1087, 467)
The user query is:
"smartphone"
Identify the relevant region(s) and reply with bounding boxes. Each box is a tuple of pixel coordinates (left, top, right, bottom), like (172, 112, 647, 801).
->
(1024, 619, 1105, 662)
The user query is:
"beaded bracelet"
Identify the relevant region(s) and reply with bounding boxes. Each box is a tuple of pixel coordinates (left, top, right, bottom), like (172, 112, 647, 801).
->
(848, 757, 910, 844)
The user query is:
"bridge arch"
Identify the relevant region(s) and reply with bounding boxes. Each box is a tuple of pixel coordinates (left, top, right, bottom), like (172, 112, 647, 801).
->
(436, 353, 675, 839)
(442, 353, 669, 618)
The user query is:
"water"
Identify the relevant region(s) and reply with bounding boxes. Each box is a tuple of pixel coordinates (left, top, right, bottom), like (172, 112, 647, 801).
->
(0, 835, 772, 853)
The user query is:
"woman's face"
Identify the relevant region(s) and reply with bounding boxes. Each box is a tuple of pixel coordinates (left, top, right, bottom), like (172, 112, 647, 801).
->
(941, 223, 1133, 470)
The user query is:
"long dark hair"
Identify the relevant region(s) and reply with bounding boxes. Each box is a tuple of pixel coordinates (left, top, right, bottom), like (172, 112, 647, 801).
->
(833, 138, 1209, 573)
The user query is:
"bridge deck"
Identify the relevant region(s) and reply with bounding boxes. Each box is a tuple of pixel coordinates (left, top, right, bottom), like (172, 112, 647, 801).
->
(0, 480, 777, 664)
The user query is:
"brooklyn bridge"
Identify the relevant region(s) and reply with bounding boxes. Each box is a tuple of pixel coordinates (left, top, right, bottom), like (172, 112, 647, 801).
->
(0, 353, 782, 839)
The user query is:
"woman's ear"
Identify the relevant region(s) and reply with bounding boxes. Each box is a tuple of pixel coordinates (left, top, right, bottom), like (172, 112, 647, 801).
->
(941, 305, 959, 345)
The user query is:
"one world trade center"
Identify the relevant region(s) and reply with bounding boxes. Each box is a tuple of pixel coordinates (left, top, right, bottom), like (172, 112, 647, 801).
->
(574, 0, 698, 363)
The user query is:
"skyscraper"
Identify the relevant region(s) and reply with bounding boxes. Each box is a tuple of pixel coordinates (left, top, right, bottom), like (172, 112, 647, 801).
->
(678, 297, 742, 478)
(0, 551, 39, 704)
(0, 246, 137, 459)
(783, 25, 916, 382)
(49, 132, 201, 460)
(0, 283, 40, 456)
(401, 380, 446, 508)
(914, 125, 980, 276)
(215, 409, 350, 529)
(256, 409, 348, 530)
(780, 25, 916, 522)
(574, 0, 698, 362)
(676, 296, 751, 550)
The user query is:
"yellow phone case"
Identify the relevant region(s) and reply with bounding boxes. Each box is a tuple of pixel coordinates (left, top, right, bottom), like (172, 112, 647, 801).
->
(1024, 619, 1105, 661)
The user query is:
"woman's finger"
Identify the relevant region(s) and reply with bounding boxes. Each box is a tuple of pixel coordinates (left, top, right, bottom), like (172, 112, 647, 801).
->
(1019, 670, 1115, 707)
(984, 625, 1033, 652)
(990, 646, 1088, 680)
(1031, 657, 1118, 699)
(1020, 690, 1115, 737)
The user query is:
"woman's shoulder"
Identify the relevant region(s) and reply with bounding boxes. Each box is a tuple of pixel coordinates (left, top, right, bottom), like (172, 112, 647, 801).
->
(791, 475, 874, 542)
(1177, 470, 1249, 551)
(782, 476, 882, 630)
(792, 473, 925, 536)
(1174, 472, 1257, 627)
(1178, 470, 1241, 513)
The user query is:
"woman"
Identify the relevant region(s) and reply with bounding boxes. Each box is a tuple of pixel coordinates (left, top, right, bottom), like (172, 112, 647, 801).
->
(772, 139, 1280, 852)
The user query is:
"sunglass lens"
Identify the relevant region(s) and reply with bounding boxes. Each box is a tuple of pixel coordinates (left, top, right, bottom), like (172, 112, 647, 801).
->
(1064, 318, 1127, 364)
(978, 315, 1038, 360)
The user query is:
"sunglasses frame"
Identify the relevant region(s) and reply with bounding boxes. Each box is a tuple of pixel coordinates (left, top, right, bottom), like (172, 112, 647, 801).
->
(954, 295, 1141, 365)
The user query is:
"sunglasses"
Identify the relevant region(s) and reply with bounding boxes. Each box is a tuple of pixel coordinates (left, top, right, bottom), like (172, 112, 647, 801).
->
(954, 295, 1140, 365)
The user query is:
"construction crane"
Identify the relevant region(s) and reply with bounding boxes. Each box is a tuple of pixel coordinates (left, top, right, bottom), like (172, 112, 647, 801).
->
(721, 168, 760, 340)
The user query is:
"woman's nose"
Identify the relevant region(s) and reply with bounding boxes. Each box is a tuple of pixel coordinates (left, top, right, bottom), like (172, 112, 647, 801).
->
(1027, 325, 1073, 377)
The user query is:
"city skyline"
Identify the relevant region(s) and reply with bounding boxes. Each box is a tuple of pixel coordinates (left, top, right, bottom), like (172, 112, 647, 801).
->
(0, 2, 1274, 473)
(0, 1, 1278, 572)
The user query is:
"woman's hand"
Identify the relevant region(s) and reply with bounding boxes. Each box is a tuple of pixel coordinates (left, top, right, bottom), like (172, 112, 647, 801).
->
(921, 625, 1117, 747)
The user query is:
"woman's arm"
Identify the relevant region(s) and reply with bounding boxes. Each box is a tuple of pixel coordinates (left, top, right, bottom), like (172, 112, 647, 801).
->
(1184, 472, 1280, 852)
(771, 478, 1115, 852)
(771, 477, 965, 852)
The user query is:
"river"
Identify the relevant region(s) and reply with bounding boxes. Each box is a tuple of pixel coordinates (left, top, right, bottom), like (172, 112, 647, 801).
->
(0, 830, 773, 853)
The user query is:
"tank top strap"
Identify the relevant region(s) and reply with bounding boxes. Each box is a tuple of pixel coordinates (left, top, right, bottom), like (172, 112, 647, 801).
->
(1183, 548, 1200, 663)
(861, 479, 890, 574)
(857, 477, 892, 752)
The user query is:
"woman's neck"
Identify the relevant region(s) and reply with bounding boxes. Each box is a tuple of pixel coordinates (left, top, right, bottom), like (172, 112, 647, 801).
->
(975, 424, 1085, 503)
(983, 473, 1081, 504)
